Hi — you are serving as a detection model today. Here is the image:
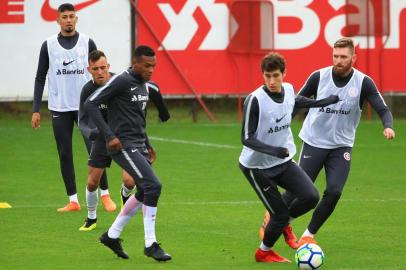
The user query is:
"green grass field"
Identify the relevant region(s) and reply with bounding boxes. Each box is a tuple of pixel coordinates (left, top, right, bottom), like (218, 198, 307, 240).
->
(0, 114, 405, 270)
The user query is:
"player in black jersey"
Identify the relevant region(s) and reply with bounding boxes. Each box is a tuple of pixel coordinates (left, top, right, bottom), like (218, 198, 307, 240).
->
(78, 50, 170, 231)
(85, 46, 171, 261)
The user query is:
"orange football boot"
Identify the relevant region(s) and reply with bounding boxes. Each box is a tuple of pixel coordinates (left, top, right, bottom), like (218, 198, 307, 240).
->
(57, 201, 81, 212)
(101, 194, 117, 212)
(283, 224, 299, 249)
(298, 236, 317, 247)
(255, 249, 291, 263)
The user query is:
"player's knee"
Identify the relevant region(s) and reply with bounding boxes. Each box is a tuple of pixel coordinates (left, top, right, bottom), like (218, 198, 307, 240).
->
(87, 177, 99, 191)
(273, 208, 290, 223)
(324, 189, 342, 203)
(135, 193, 144, 203)
(307, 188, 320, 208)
(87, 181, 98, 191)
(125, 182, 135, 190)
(123, 178, 135, 190)
(150, 180, 162, 194)
(143, 180, 162, 204)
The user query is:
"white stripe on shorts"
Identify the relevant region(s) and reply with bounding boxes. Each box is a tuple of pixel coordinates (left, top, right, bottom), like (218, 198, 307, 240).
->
(121, 149, 143, 178)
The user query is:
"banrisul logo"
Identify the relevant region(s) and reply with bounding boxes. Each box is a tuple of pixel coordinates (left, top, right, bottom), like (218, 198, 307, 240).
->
(56, 68, 85, 75)
(319, 107, 351, 115)
(268, 123, 290, 134)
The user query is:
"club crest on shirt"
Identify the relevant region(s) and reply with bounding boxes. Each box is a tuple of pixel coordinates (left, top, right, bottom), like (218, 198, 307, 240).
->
(343, 152, 351, 161)
(348, 87, 359, 98)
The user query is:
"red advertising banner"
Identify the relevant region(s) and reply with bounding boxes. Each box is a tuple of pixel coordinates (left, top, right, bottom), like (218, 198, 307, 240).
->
(136, 0, 406, 95)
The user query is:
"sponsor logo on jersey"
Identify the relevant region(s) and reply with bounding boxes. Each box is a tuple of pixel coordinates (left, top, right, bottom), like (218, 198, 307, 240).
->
(63, 59, 76, 66)
(275, 114, 287, 123)
(319, 107, 351, 115)
(268, 123, 290, 134)
(56, 68, 85, 75)
(131, 94, 148, 102)
(137, 95, 148, 101)
(99, 104, 107, 110)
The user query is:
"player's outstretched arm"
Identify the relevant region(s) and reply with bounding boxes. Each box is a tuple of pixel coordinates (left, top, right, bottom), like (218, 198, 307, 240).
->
(294, 95, 339, 109)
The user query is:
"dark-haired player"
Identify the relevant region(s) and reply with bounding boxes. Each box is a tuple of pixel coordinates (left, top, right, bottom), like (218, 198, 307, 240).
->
(31, 3, 115, 212)
(78, 50, 170, 231)
(85, 45, 171, 262)
(239, 52, 339, 263)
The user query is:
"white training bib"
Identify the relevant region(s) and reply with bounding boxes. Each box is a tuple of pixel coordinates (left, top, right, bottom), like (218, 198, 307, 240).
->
(47, 33, 91, 111)
(299, 66, 364, 148)
(239, 83, 296, 169)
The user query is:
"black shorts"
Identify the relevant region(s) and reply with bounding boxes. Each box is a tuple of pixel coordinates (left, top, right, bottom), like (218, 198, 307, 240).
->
(107, 146, 150, 163)
(109, 145, 161, 207)
(137, 147, 150, 161)
(88, 138, 112, 168)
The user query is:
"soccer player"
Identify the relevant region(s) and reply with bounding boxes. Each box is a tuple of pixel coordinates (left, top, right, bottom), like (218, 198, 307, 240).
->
(239, 52, 339, 263)
(78, 50, 170, 231)
(261, 37, 396, 247)
(31, 3, 115, 212)
(85, 45, 171, 261)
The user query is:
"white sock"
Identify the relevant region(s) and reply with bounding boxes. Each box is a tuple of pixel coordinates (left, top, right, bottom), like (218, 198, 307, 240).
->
(69, 194, 79, 203)
(86, 188, 98, 219)
(108, 196, 142, 238)
(260, 242, 271, 251)
(100, 189, 109, 197)
(143, 205, 158, 248)
(121, 183, 133, 197)
(302, 229, 315, 238)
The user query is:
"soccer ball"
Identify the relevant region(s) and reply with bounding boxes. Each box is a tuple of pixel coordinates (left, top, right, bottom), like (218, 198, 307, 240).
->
(295, 243, 325, 269)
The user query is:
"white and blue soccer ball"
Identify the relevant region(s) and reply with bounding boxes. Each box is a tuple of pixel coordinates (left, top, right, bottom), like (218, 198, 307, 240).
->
(295, 243, 325, 269)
